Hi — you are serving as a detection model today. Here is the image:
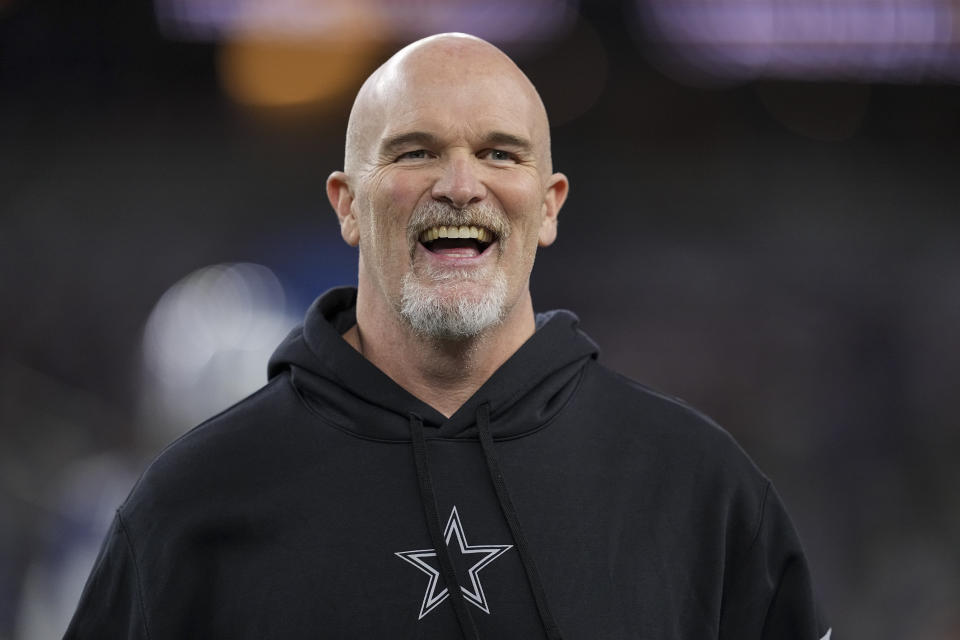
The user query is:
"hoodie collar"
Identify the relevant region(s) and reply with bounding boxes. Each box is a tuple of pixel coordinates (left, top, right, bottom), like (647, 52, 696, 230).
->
(268, 287, 598, 441)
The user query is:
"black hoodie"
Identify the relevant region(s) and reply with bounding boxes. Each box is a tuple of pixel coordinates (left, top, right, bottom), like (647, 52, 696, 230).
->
(66, 287, 831, 639)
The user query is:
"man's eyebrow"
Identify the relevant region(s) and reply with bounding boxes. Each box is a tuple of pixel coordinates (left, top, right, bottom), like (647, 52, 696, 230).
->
(482, 131, 533, 152)
(380, 131, 534, 156)
(380, 132, 440, 156)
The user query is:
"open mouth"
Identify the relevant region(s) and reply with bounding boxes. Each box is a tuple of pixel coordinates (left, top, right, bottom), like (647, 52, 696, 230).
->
(418, 225, 496, 257)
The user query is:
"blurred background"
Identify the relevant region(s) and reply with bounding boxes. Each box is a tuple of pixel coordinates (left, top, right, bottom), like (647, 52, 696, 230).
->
(1, 0, 959, 637)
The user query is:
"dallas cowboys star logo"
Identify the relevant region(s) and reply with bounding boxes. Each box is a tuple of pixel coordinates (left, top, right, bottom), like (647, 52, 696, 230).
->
(395, 506, 513, 620)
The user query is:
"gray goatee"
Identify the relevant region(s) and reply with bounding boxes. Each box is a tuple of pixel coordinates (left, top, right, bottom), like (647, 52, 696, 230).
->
(400, 201, 510, 339)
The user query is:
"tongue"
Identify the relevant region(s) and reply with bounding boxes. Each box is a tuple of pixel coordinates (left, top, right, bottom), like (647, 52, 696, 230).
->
(430, 238, 481, 257)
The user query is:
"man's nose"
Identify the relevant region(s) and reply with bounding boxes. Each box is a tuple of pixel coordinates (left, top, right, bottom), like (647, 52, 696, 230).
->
(431, 154, 486, 208)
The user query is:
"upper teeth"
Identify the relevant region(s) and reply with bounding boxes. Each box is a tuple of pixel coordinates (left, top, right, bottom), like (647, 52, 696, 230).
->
(420, 225, 493, 243)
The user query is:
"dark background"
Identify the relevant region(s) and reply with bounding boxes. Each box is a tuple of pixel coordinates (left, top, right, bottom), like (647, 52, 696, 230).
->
(2, 0, 959, 638)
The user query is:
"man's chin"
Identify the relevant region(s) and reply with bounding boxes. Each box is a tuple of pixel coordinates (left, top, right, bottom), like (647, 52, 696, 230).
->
(399, 273, 508, 340)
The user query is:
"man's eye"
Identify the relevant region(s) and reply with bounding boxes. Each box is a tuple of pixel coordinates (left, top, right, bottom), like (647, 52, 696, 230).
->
(397, 150, 429, 161)
(485, 149, 515, 162)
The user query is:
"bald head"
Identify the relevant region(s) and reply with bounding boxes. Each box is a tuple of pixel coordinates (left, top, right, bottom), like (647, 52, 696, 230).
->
(344, 33, 552, 177)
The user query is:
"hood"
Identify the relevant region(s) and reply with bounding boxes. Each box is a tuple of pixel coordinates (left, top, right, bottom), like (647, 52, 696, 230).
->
(267, 286, 599, 441)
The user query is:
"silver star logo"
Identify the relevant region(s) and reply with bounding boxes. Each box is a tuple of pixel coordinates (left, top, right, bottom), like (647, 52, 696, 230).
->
(395, 506, 513, 620)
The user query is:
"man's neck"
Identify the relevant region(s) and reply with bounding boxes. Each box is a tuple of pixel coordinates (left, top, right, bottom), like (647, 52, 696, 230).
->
(343, 288, 536, 418)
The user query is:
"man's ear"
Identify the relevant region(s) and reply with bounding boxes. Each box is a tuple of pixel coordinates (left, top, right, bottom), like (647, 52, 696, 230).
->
(538, 172, 569, 247)
(327, 171, 360, 247)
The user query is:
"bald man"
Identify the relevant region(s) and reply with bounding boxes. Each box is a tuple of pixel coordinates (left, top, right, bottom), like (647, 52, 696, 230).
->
(327, 33, 568, 417)
(66, 34, 830, 640)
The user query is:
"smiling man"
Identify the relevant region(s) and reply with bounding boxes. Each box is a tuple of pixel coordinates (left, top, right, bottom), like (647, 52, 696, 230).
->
(326, 35, 568, 417)
(67, 34, 830, 640)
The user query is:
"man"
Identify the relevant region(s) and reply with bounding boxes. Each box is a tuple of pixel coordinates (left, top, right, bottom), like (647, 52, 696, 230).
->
(66, 34, 831, 639)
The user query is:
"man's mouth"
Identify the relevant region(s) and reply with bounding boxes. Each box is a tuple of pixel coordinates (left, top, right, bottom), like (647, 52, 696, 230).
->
(418, 225, 496, 257)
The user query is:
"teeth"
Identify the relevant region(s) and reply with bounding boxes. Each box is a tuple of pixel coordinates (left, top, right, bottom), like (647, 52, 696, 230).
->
(419, 225, 495, 243)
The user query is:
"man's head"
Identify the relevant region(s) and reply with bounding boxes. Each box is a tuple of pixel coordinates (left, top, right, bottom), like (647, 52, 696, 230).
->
(327, 33, 568, 340)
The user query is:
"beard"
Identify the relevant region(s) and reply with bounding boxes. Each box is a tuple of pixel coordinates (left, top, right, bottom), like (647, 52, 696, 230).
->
(400, 267, 508, 340)
(399, 201, 510, 340)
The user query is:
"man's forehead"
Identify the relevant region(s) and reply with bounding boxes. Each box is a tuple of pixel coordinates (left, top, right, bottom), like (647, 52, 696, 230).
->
(376, 82, 537, 136)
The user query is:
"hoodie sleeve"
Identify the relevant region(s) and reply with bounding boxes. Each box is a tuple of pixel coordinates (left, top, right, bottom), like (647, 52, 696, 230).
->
(63, 511, 149, 640)
(719, 482, 832, 640)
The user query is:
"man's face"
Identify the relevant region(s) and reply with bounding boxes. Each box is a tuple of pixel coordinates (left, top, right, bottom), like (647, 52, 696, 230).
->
(337, 44, 567, 339)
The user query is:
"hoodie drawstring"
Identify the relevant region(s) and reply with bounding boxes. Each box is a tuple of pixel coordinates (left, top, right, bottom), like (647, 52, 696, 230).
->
(476, 403, 563, 640)
(409, 412, 481, 640)
(408, 407, 563, 639)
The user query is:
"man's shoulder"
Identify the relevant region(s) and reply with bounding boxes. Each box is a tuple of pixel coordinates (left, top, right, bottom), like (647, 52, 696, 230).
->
(120, 374, 303, 521)
(156, 373, 295, 457)
(581, 361, 733, 434)
(578, 361, 767, 479)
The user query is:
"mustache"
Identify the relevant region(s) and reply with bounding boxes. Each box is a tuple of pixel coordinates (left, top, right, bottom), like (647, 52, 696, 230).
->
(406, 201, 510, 249)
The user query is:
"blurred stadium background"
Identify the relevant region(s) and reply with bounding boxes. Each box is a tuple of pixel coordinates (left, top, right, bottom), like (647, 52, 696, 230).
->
(2, 0, 959, 637)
